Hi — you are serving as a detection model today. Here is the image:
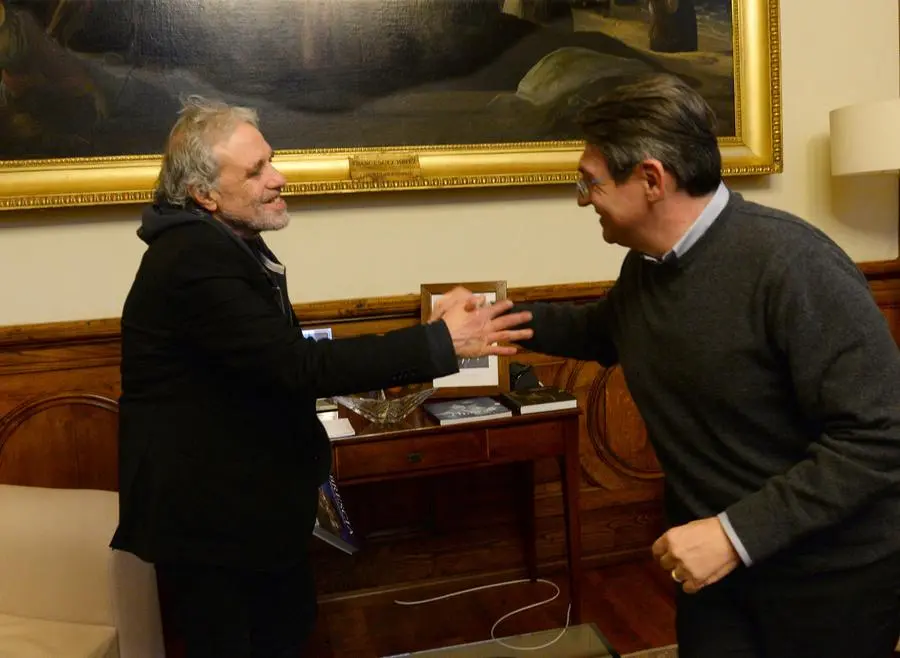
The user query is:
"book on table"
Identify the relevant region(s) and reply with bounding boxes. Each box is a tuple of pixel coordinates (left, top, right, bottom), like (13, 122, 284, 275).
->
(499, 386, 577, 414)
(423, 396, 512, 425)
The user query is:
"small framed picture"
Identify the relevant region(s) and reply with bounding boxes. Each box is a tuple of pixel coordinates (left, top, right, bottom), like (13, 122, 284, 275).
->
(302, 327, 333, 341)
(420, 281, 510, 399)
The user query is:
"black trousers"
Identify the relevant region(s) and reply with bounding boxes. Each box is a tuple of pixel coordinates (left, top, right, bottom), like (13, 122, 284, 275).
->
(676, 552, 900, 658)
(156, 559, 318, 658)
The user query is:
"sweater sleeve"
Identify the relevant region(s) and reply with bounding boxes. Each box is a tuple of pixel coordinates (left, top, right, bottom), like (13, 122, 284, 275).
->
(510, 286, 620, 367)
(723, 243, 900, 563)
(168, 242, 459, 399)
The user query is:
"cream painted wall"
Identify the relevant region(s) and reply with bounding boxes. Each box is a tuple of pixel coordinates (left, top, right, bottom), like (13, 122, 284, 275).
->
(0, 0, 897, 327)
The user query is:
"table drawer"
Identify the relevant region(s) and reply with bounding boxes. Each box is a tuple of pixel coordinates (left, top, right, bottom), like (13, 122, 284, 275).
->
(489, 420, 566, 461)
(335, 431, 488, 480)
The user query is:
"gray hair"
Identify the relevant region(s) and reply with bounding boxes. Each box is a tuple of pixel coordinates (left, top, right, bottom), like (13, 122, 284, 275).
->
(576, 73, 721, 197)
(155, 95, 259, 207)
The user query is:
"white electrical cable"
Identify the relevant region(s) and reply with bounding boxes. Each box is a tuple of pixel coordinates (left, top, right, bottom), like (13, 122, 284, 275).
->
(394, 578, 571, 651)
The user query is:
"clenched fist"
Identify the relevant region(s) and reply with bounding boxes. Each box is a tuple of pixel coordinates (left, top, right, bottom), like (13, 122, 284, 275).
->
(652, 517, 741, 594)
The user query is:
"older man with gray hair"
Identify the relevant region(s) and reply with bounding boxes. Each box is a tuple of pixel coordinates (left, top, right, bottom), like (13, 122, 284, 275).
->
(111, 96, 533, 658)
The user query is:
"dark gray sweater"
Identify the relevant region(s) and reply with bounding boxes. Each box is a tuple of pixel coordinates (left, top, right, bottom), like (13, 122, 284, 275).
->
(517, 192, 900, 573)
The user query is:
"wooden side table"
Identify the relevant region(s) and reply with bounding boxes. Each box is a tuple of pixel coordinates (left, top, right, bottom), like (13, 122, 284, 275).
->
(330, 405, 584, 623)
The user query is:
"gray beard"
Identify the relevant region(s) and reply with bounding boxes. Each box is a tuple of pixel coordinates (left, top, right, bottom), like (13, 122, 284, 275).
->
(218, 207, 290, 236)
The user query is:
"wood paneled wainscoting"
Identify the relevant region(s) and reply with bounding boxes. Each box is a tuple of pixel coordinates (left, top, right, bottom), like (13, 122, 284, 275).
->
(1, 263, 899, 605)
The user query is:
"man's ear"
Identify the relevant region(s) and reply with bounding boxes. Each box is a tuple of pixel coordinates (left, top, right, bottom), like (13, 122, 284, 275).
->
(189, 185, 217, 213)
(639, 159, 667, 203)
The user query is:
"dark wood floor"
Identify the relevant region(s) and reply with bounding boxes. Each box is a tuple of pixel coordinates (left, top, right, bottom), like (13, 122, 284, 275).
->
(306, 558, 678, 657)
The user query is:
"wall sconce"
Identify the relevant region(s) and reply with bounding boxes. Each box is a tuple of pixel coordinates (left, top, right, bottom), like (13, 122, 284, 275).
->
(830, 98, 900, 176)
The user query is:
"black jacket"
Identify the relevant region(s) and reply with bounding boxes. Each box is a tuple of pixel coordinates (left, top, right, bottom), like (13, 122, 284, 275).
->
(110, 202, 459, 568)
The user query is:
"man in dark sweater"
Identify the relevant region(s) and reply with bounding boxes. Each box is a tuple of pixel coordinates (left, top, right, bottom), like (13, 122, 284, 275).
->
(111, 96, 533, 658)
(512, 74, 900, 657)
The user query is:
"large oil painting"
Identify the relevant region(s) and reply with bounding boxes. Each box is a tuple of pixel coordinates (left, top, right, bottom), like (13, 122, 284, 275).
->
(0, 0, 781, 212)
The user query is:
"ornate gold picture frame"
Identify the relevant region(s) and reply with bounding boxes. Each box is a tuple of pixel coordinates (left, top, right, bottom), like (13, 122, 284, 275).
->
(0, 0, 780, 213)
(420, 281, 510, 399)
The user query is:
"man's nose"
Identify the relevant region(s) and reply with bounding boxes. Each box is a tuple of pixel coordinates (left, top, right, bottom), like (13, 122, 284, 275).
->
(270, 168, 287, 188)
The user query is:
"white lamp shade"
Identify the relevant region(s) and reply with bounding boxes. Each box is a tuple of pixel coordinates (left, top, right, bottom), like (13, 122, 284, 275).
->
(830, 99, 900, 176)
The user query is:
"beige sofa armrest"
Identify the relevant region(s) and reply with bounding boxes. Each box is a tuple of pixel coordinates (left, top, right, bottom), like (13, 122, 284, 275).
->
(0, 485, 118, 626)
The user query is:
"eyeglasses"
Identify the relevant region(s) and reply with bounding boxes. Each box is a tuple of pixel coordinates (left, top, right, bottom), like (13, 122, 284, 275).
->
(576, 176, 605, 198)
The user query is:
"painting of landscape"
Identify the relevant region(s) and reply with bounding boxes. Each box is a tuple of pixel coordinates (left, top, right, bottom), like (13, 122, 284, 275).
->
(0, 0, 736, 158)
(0, 0, 778, 211)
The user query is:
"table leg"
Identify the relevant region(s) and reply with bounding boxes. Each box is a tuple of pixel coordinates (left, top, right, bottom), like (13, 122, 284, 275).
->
(558, 419, 583, 624)
(516, 461, 537, 581)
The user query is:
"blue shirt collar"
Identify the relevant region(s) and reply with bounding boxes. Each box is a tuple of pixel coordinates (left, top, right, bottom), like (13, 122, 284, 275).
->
(643, 181, 730, 264)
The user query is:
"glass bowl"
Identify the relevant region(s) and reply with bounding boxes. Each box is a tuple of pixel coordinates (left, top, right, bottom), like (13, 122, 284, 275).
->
(333, 385, 435, 424)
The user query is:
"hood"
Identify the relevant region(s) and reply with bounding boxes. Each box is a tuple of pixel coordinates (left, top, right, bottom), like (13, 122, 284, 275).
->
(137, 199, 209, 244)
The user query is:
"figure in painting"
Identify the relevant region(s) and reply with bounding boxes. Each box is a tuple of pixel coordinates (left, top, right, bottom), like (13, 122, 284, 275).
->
(648, 0, 698, 52)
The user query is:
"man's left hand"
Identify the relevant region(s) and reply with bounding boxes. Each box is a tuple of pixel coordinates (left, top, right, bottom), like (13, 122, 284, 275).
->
(651, 517, 740, 594)
(428, 286, 483, 323)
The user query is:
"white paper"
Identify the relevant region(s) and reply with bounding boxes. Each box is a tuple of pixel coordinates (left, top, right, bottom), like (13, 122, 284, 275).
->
(322, 417, 355, 440)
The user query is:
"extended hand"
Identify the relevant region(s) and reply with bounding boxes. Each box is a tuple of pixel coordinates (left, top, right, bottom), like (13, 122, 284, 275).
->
(436, 287, 533, 358)
(652, 517, 741, 594)
(429, 287, 483, 323)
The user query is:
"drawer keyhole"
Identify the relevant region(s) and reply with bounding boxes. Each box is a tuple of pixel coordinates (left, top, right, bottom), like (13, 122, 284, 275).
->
(407, 452, 423, 463)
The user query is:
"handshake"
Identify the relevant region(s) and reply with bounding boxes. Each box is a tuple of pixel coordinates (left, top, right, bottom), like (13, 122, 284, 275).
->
(427, 286, 534, 358)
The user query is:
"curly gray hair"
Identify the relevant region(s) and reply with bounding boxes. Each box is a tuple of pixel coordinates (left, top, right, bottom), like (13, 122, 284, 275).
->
(155, 95, 259, 207)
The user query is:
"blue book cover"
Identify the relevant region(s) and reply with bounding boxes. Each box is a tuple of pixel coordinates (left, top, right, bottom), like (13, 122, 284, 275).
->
(313, 474, 360, 555)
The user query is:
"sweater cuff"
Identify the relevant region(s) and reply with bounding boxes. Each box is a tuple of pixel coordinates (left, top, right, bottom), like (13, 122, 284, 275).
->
(718, 511, 753, 567)
(424, 320, 459, 379)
